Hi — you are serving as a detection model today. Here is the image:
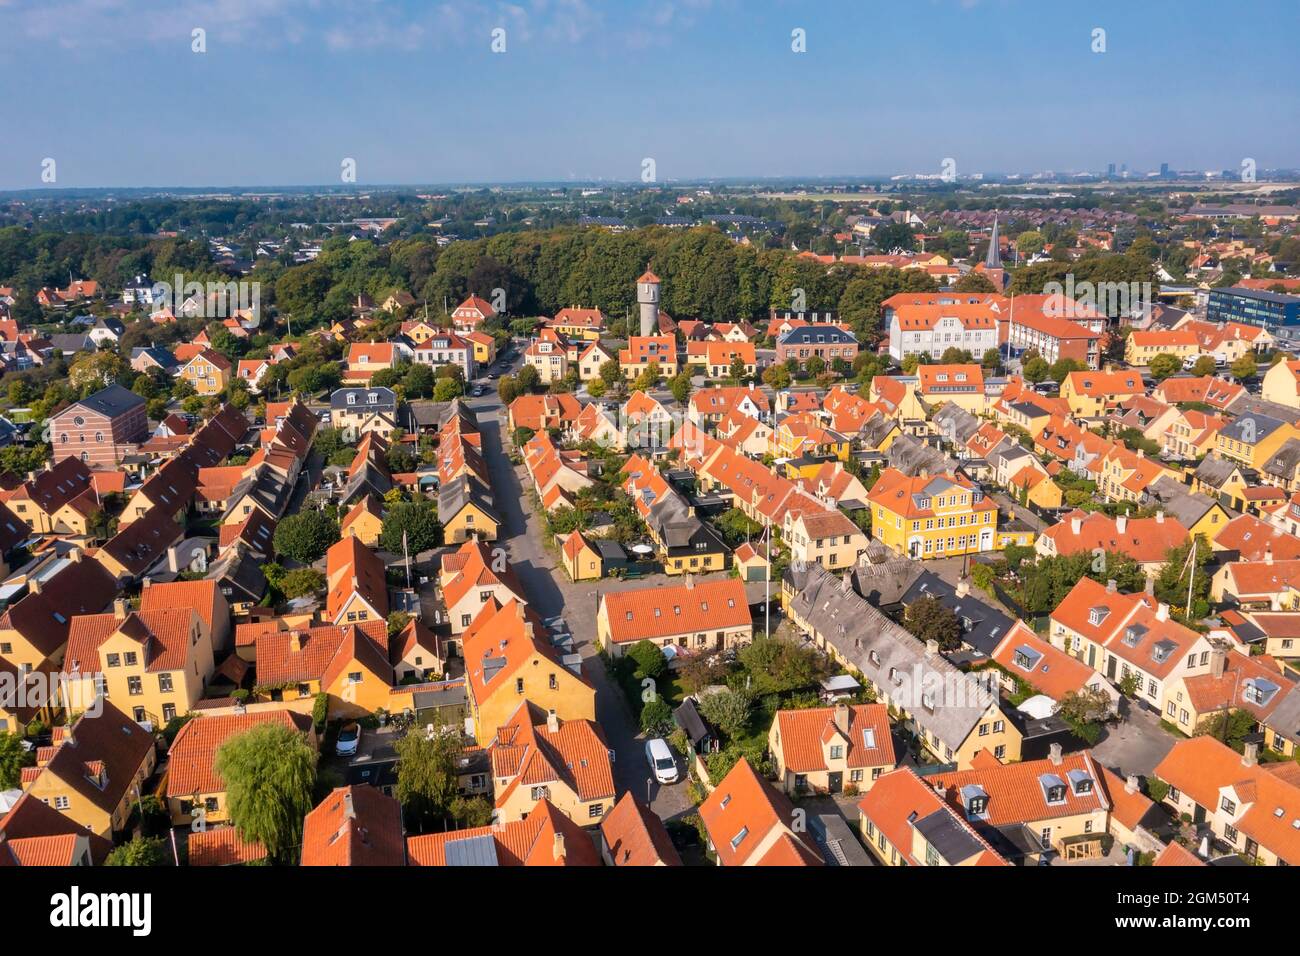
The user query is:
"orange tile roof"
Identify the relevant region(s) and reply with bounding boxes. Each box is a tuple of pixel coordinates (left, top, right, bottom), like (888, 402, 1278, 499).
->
(166, 710, 313, 797)
(1153, 840, 1205, 866)
(139, 579, 223, 634)
(929, 750, 1110, 826)
(697, 758, 822, 867)
(857, 767, 1007, 866)
(991, 622, 1102, 702)
(301, 785, 405, 866)
(600, 578, 750, 645)
(773, 703, 894, 773)
(1213, 515, 1300, 562)
(187, 826, 267, 866)
(1155, 735, 1300, 865)
(1041, 510, 1190, 564)
(407, 798, 600, 866)
(491, 702, 614, 807)
(599, 792, 682, 866)
(254, 619, 388, 686)
(326, 535, 390, 621)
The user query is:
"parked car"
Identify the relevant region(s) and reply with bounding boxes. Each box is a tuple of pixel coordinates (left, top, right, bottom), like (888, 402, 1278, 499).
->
(335, 722, 362, 757)
(645, 737, 679, 785)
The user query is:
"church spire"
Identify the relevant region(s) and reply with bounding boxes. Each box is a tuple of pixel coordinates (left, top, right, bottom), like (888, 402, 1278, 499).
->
(985, 216, 1003, 269)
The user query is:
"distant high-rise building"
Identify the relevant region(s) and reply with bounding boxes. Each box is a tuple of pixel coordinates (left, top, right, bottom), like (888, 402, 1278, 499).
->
(636, 269, 661, 337)
(1160, 162, 1170, 178)
(1107, 163, 1116, 176)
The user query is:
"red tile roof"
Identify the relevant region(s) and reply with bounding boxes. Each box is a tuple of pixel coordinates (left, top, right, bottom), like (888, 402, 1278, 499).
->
(600, 578, 751, 645)
(301, 785, 405, 866)
(166, 710, 312, 797)
(773, 703, 895, 773)
(407, 798, 600, 866)
(599, 792, 682, 866)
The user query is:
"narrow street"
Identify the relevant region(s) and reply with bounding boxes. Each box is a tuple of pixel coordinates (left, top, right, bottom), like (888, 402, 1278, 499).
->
(466, 375, 696, 823)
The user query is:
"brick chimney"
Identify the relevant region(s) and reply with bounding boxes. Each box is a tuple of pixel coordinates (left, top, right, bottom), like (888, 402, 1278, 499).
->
(1155, 510, 1165, 524)
(1116, 514, 1127, 534)
(552, 830, 566, 862)
(1211, 647, 1226, 679)
(1106, 579, 1117, 593)
(1243, 742, 1258, 768)
(926, 639, 940, 657)
(833, 702, 849, 735)
(546, 710, 559, 734)
(1156, 603, 1169, 622)
(113, 599, 128, 621)
(1049, 742, 1063, 766)
(1125, 774, 1139, 795)
(289, 631, 306, 653)
(1070, 515, 1082, 535)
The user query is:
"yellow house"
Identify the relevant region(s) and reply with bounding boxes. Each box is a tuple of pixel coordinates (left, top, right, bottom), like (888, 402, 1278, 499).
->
(164, 709, 317, 826)
(340, 494, 384, 548)
(548, 307, 606, 342)
(1153, 736, 1300, 866)
(465, 330, 497, 367)
(1261, 359, 1300, 410)
(866, 467, 999, 559)
(769, 414, 852, 462)
(858, 767, 1007, 866)
(769, 703, 896, 795)
(1059, 369, 1144, 418)
(438, 475, 500, 543)
(927, 749, 1114, 862)
(252, 619, 393, 719)
(596, 578, 753, 657)
(783, 508, 868, 572)
(523, 331, 570, 384)
(490, 702, 615, 826)
(1007, 466, 1064, 510)
(61, 604, 215, 728)
(785, 564, 1023, 769)
(1162, 408, 1227, 460)
(559, 529, 603, 582)
(1215, 412, 1300, 469)
(577, 341, 615, 381)
(462, 599, 596, 746)
(178, 348, 232, 397)
(22, 701, 157, 838)
(1124, 329, 1200, 366)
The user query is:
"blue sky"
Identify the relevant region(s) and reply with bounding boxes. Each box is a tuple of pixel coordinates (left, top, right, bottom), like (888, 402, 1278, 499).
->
(0, 0, 1296, 189)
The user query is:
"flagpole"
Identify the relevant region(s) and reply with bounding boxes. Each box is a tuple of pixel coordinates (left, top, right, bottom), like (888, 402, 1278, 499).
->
(403, 529, 411, 589)
(764, 527, 771, 638)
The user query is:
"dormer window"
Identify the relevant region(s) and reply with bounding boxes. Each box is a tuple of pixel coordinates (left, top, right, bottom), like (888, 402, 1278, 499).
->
(1068, 769, 1094, 795)
(1088, 606, 1109, 626)
(1040, 773, 1067, 804)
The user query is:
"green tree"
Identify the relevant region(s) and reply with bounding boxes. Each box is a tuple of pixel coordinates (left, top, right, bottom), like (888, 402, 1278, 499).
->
(1015, 231, 1046, 257)
(953, 272, 997, 293)
(903, 595, 961, 651)
(516, 363, 540, 392)
(379, 501, 443, 555)
(1191, 355, 1217, 377)
(450, 795, 494, 828)
(599, 358, 623, 388)
(0, 732, 32, 789)
(1230, 353, 1258, 381)
(1023, 356, 1050, 383)
(433, 377, 464, 402)
(106, 836, 169, 866)
(640, 696, 673, 734)
(669, 370, 692, 404)
(1147, 352, 1182, 382)
(395, 729, 461, 830)
(627, 640, 668, 681)
(273, 510, 340, 564)
(697, 686, 754, 741)
(280, 567, 326, 599)
(214, 722, 317, 862)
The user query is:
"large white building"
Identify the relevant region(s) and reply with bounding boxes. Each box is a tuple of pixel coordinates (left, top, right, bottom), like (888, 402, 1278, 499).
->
(887, 303, 1000, 362)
